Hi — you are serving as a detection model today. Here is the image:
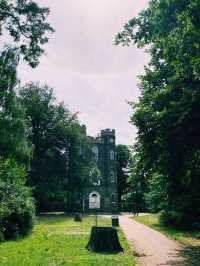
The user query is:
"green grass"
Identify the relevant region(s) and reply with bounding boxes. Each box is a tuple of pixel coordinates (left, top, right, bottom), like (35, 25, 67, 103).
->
(133, 214, 200, 246)
(0, 214, 134, 266)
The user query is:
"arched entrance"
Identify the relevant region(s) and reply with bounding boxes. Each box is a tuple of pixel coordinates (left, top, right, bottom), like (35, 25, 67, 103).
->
(89, 191, 100, 209)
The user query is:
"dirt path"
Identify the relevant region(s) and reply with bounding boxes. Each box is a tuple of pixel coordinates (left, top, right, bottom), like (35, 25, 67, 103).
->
(119, 215, 184, 266)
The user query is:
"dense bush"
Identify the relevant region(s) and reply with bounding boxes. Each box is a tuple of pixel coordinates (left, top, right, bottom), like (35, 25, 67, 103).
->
(144, 173, 167, 213)
(159, 210, 181, 228)
(159, 210, 200, 230)
(0, 159, 35, 241)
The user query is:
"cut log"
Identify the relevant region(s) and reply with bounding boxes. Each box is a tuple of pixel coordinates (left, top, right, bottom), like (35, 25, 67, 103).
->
(86, 226, 123, 253)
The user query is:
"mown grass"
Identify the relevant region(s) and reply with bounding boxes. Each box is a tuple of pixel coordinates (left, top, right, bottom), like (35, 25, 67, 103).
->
(0, 214, 134, 266)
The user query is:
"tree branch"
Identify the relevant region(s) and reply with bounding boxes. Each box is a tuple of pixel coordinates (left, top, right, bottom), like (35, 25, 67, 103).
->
(0, 11, 30, 39)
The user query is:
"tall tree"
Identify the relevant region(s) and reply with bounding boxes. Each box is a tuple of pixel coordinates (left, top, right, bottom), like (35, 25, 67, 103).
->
(0, 0, 54, 67)
(116, 0, 200, 228)
(0, 47, 35, 241)
(0, 47, 30, 162)
(116, 145, 130, 209)
(0, 0, 54, 160)
(0, 0, 53, 240)
(20, 83, 90, 211)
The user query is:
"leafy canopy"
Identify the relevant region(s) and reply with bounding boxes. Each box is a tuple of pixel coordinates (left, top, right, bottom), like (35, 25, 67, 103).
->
(0, 0, 54, 67)
(20, 83, 91, 211)
(116, 0, 200, 228)
(0, 47, 30, 162)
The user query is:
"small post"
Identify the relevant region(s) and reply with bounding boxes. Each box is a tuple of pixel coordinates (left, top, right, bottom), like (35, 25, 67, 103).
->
(95, 210, 98, 226)
(90, 192, 100, 226)
(82, 198, 85, 213)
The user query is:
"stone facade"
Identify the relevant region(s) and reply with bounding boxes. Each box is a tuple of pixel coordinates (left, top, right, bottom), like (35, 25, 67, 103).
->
(83, 129, 118, 213)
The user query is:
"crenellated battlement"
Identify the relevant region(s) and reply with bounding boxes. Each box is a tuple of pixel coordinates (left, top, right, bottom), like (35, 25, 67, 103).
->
(101, 128, 115, 136)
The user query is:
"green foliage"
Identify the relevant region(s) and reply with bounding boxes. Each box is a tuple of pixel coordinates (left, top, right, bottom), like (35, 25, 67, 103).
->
(0, 159, 35, 241)
(0, 181, 35, 240)
(116, 0, 200, 228)
(0, 158, 26, 184)
(144, 172, 167, 212)
(0, 0, 54, 67)
(116, 145, 130, 208)
(0, 47, 30, 163)
(0, 46, 35, 241)
(160, 209, 200, 230)
(20, 83, 91, 212)
(159, 210, 183, 228)
(0, 0, 53, 242)
(124, 148, 146, 213)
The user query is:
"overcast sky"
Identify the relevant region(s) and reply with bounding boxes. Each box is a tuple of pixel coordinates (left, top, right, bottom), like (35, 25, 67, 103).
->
(18, 0, 149, 144)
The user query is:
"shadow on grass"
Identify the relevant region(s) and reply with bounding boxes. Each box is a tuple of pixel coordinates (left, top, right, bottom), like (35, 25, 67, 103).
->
(37, 213, 76, 224)
(159, 244, 200, 266)
(87, 250, 124, 255)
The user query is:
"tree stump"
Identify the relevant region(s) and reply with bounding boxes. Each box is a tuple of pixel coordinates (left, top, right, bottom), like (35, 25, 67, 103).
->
(74, 213, 82, 222)
(86, 226, 123, 253)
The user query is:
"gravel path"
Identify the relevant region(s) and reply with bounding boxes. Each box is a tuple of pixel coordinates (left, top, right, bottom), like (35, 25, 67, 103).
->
(119, 215, 184, 266)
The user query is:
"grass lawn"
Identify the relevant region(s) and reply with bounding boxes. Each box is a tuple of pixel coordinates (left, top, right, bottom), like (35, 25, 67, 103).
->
(0, 214, 134, 266)
(133, 213, 200, 246)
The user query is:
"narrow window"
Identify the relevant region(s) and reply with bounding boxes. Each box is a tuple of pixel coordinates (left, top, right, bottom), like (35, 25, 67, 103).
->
(89, 167, 101, 186)
(111, 171, 115, 183)
(110, 150, 115, 160)
(109, 137, 114, 143)
(92, 146, 98, 160)
(111, 193, 115, 203)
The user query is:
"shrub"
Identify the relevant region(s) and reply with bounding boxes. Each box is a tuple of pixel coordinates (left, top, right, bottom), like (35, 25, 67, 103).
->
(0, 159, 35, 240)
(144, 173, 167, 213)
(159, 210, 198, 229)
(160, 210, 180, 227)
(0, 181, 35, 240)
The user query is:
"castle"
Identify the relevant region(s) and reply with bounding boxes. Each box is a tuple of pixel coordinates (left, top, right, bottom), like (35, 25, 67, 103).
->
(83, 129, 118, 213)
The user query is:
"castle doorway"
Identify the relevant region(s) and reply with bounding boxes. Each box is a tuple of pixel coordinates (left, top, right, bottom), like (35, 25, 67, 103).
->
(89, 191, 100, 209)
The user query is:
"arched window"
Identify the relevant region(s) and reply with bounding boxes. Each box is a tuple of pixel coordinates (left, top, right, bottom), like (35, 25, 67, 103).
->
(89, 191, 100, 209)
(110, 150, 115, 160)
(89, 167, 101, 186)
(92, 146, 98, 160)
(109, 137, 114, 144)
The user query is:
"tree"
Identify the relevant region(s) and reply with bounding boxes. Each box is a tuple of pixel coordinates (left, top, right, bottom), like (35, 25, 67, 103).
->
(119, 145, 146, 214)
(116, 0, 200, 228)
(0, 0, 54, 67)
(116, 145, 130, 209)
(0, 46, 30, 163)
(127, 147, 148, 214)
(0, 47, 35, 241)
(0, 1, 53, 241)
(20, 83, 91, 211)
